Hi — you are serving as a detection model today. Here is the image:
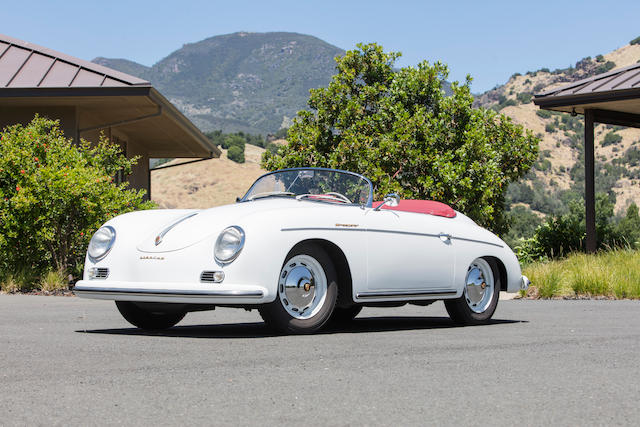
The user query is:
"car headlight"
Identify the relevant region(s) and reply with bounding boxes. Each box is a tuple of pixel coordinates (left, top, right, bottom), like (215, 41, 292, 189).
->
(88, 226, 116, 261)
(214, 226, 245, 264)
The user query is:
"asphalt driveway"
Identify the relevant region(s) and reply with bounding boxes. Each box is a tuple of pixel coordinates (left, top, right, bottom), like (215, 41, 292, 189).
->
(0, 295, 638, 425)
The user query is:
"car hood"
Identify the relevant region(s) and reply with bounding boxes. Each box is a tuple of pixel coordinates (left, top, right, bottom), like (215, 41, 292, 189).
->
(135, 198, 308, 253)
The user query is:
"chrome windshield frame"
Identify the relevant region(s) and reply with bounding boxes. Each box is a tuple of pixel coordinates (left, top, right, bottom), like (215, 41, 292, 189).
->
(239, 167, 374, 208)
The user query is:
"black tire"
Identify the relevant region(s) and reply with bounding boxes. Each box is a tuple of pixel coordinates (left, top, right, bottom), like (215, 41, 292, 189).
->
(115, 301, 186, 330)
(259, 243, 338, 334)
(329, 305, 362, 324)
(444, 258, 500, 325)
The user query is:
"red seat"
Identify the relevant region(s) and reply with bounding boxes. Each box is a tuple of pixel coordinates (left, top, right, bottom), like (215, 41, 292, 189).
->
(371, 199, 456, 218)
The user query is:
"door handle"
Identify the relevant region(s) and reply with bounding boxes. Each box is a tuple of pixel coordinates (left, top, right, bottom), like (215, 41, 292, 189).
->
(438, 233, 451, 242)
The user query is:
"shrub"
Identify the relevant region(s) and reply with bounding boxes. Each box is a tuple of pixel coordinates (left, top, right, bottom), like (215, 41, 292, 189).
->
(227, 145, 245, 163)
(39, 270, 68, 292)
(545, 123, 556, 132)
(631, 36, 640, 46)
(595, 54, 605, 63)
(536, 110, 552, 119)
(0, 116, 153, 281)
(516, 92, 532, 104)
(595, 61, 616, 74)
(602, 131, 622, 146)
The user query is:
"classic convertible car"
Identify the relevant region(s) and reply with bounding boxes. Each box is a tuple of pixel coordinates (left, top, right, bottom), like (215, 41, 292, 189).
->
(74, 167, 529, 334)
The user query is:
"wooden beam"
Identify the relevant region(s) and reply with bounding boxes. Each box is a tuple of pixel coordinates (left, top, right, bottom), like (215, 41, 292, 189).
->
(584, 109, 596, 253)
(592, 109, 640, 129)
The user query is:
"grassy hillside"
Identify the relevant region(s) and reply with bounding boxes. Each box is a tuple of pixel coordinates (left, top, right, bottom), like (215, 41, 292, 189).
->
(94, 32, 344, 135)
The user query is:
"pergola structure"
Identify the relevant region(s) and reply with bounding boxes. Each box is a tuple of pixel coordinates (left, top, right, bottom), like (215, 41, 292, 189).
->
(534, 63, 640, 252)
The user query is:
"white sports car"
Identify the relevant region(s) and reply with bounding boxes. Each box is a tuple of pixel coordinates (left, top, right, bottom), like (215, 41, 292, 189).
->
(74, 168, 529, 334)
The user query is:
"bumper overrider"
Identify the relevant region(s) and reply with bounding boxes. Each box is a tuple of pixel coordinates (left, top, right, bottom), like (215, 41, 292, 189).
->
(520, 275, 530, 291)
(73, 281, 268, 304)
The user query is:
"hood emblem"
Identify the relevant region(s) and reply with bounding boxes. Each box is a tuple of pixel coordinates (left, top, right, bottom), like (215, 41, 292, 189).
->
(154, 212, 199, 247)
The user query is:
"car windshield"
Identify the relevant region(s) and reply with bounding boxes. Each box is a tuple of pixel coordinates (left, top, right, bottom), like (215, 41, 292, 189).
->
(241, 168, 373, 206)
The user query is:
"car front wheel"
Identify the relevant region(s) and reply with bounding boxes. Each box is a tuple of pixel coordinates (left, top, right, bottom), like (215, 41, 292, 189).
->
(115, 301, 186, 330)
(259, 243, 338, 334)
(444, 258, 500, 325)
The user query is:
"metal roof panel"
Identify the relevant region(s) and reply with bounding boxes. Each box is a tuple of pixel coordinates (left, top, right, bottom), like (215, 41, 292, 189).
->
(7, 53, 54, 87)
(39, 60, 78, 87)
(0, 45, 30, 87)
(70, 68, 105, 87)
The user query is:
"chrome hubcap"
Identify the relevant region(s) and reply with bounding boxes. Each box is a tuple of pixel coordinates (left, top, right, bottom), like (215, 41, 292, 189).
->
(464, 258, 494, 313)
(278, 255, 327, 319)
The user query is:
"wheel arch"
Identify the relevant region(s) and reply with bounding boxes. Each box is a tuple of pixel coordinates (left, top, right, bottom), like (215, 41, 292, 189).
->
(483, 256, 508, 292)
(287, 239, 354, 308)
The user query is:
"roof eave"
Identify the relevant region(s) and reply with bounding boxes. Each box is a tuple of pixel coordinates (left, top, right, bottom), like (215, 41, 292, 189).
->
(533, 87, 640, 109)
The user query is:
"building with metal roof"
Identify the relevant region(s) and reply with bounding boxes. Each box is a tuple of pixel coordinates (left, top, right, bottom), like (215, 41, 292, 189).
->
(534, 63, 640, 252)
(0, 33, 220, 197)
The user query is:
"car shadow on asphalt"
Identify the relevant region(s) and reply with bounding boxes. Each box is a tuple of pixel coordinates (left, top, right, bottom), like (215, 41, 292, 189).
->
(77, 316, 526, 339)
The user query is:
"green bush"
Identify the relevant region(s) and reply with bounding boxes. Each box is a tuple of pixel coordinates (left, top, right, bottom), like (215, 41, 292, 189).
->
(602, 131, 622, 146)
(545, 123, 556, 132)
(631, 36, 640, 46)
(595, 54, 605, 63)
(227, 145, 245, 163)
(0, 116, 154, 282)
(536, 110, 552, 119)
(516, 194, 636, 260)
(595, 61, 616, 74)
(516, 92, 532, 104)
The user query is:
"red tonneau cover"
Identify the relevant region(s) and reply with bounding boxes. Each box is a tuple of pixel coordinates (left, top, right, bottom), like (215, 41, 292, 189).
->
(371, 199, 456, 218)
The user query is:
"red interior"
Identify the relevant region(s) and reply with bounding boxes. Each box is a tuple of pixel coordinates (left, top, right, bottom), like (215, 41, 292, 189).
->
(371, 199, 456, 218)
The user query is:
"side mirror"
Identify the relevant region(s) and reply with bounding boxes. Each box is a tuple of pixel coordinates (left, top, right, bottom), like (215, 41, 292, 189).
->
(374, 193, 400, 211)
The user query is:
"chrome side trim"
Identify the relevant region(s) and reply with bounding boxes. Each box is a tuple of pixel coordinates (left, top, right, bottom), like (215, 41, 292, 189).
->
(357, 290, 457, 299)
(73, 286, 263, 298)
(281, 227, 503, 248)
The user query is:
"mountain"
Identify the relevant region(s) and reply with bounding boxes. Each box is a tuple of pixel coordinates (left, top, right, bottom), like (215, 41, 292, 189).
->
(94, 32, 344, 135)
(475, 42, 640, 215)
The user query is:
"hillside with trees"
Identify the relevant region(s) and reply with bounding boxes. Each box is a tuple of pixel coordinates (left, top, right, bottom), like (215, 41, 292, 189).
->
(94, 32, 344, 135)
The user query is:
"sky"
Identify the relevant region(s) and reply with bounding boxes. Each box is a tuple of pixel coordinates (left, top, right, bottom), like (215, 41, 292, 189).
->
(3, 0, 640, 93)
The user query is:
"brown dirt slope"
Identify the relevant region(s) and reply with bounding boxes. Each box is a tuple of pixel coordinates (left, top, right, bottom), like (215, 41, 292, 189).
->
(151, 144, 266, 209)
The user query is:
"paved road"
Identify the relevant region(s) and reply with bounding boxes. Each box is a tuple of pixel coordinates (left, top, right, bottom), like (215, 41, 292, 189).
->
(1, 295, 639, 426)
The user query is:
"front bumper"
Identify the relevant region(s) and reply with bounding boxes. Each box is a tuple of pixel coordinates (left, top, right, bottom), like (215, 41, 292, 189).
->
(73, 280, 269, 304)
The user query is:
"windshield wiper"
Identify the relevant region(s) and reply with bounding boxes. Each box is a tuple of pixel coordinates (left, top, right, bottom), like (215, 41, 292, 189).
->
(246, 191, 295, 201)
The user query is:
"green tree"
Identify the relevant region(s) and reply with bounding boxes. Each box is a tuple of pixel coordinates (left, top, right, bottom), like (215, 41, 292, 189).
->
(262, 43, 539, 233)
(0, 116, 153, 281)
(227, 145, 245, 163)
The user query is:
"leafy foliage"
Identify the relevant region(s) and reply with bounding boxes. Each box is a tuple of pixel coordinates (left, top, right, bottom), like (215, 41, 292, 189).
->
(631, 36, 640, 46)
(263, 43, 539, 233)
(602, 131, 622, 146)
(227, 145, 245, 163)
(0, 116, 153, 281)
(516, 195, 639, 261)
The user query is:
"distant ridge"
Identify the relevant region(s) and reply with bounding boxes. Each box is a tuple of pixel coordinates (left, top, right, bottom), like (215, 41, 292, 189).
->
(94, 32, 344, 135)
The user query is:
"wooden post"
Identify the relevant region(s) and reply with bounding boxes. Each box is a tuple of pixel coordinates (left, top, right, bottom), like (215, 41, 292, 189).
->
(584, 109, 596, 252)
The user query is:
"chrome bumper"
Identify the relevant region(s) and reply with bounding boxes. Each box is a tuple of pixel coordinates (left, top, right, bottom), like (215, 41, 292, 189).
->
(520, 275, 531, 291)
(73, 281, 267, 304)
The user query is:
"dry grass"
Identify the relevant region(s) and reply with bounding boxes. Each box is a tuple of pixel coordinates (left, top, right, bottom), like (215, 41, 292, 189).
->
(151, 144, 266, 209)
(39, 270, 68, 292)
(0, 270, 37, 293)
(523, 250, 640, 299)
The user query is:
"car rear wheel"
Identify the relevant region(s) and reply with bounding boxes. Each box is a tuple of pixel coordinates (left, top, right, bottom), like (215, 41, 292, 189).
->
(444, 258, 500, 325)
(259, 243, 338, 334)
(115, 301, 186, 330)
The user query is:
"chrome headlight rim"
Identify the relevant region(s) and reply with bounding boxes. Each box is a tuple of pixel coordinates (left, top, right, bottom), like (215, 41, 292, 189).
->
(88, 225, 116, 262)
(214, 225, 245, 264)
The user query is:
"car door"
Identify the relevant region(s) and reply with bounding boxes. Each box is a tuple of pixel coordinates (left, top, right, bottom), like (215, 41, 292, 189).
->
(363, 208, 456, 293)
